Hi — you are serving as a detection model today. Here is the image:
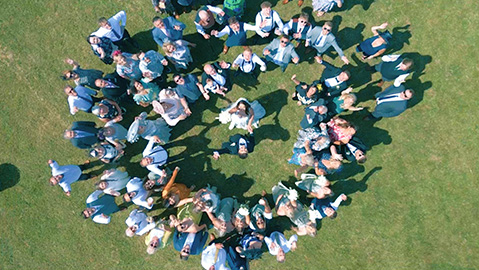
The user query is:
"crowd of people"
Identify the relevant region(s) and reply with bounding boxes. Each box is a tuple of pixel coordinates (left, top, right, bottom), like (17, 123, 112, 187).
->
(51, 1, 417, 269)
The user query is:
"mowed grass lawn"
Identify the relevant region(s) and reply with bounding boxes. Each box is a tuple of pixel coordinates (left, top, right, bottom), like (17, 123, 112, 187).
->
(1, 0, 478, 269)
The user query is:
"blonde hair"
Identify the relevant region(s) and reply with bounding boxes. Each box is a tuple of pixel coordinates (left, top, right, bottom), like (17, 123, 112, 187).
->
(339, 93, 357, 109)
(162, 42, 176, 55)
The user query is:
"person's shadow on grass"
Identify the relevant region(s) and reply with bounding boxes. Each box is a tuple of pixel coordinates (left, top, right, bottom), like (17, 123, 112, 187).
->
(331, 166, 382, 207)
(387, 24, 412, 54)
(255, 89, 291, 144)
(0, 163, 20, 192)
(341, 0, 375, 12)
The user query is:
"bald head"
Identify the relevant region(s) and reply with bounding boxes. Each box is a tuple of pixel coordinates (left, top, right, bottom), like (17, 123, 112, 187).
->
(204, 64, 215, 75)
(198, 10, 209, 20)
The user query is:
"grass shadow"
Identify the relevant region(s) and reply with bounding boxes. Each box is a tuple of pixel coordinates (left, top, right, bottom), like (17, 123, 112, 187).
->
(342, 0, 375, 12)
(132, 29, 158, 53)
(0, 163, 20, 192)
(331, 166, 382, 205)
(387, 24, 412, 54)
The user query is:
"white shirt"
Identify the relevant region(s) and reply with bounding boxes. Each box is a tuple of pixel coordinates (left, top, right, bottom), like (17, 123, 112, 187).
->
(233, 53, 266, 73)
(195, 5, 224, 35)
(283, 19, 312, 37)
(255, 10, 283, 35)
(148, 228, 165, 242)
(210, 73, 226, 86)
(183, 233, 196, 249)
(324, 76, 342, 88)
(315, 33, 327, 47)
(215, 23, 258, 38)
(201, 244, 230, 270)
(381, 55, 410, 87)
(85, 191, 111, 224)
(273, 46, 286, 62)
(125, 209, 156, 236)
(49, 160, 82, 192)
(67, 86, 96, 115)
(142, 139, 168, 177)
(264, 232, 298, 255)
(91, 11, 127, 42)
(376, 94, 403, 105)
(126, 177, 153, 209)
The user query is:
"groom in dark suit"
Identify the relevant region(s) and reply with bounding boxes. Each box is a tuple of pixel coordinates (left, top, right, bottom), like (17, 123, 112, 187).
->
(314, 60, 350, 98)
(63, 121, 100, 149)
(213, 132, 255, 159)
(95, 72, 131, 105)
(365, 85, 414, 120)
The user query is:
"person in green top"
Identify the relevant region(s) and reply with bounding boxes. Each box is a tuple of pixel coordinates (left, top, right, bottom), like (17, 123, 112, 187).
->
(224, 0, 246, 19)
(326, 92, 363, 120)
(129, 80, 160, 107)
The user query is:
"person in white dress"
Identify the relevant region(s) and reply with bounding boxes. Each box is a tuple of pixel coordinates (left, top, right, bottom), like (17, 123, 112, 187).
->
(217, 98, 266, 133)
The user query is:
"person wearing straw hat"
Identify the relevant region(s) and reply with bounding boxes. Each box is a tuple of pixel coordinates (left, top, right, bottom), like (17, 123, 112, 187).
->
(127, 111, 171, 144)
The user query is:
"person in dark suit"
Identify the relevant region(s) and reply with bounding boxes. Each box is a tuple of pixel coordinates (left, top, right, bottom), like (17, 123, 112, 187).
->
(63, 121, 100, 149)
(334, 135, 368, 163)
(95, 72, 131, 105)
(314, 60, 351, 98)
(365, 85, 414, 120)
(299, 100, 328, 129)
(173, 229, 209, 260)
(212, 132, 255, 160)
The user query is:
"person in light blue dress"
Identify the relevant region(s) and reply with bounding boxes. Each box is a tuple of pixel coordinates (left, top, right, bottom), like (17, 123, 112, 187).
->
(313, 0, 343, 17)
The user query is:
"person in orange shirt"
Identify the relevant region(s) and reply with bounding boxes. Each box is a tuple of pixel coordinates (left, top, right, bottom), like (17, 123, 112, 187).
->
(162, 167, 195, 208)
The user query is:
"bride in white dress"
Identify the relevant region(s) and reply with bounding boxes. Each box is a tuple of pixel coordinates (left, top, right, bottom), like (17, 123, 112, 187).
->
(218, 98, 266, 132)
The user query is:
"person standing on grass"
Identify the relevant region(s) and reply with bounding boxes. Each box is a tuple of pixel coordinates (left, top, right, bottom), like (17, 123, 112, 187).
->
(173, 74, 209, 115)
(263, 35, 300, 72)
(95, 72, 131, 105)
(364, 84, 414, 121)
(64, 85, 101, 116)
(194, 5, 226, 39)
(141, 138, 168, 180)
(212, 132, 255, 160)
(264, 231, 298, 263)
(91, 10, 139, 52)
(212, 16, 262, 54)
(374, 55, 414, 87)
(63, 121, 101, 149)
(223, 0, 246, 19)
(124, 177, 155, 210)
(201, 62, 232, 92)
(283, 12, 313, 47)
(125, 209, 157, 237)
(82, 192, 121, 225)
(232, 46, 267, 81)
(254, 1, 284, 44)
(48, 159, 94, 197)
(290, 74, 321, 106)
(314, 59, 351, 98)
(356, 22, 391, 60)
(306, 21, 349, 65)
(62, 58, 103, 90)
(152, 16, 186, 47)
(300, 101, 328, 129)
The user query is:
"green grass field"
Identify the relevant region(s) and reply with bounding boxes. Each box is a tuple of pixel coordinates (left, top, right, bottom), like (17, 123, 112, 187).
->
(1, 0, 478, 269)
